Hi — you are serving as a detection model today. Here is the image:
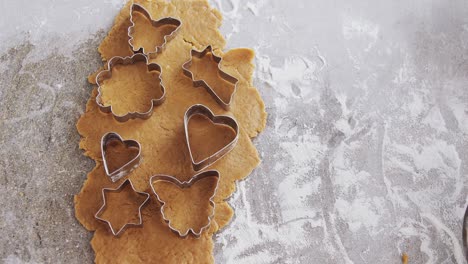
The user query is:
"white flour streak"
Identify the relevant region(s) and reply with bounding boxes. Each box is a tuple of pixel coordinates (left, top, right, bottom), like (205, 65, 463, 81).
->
(422, 213, 466, 264)
(246, 2, 259, 16)
(447, 96, 468, 134)
(256, 53, 323, 102)
(342, 15, 380, 51)
(412, 141, 460, 175)
(423, 106, 448, 132)
(279, 134, 324, 165)
(335, 197, 383, 233)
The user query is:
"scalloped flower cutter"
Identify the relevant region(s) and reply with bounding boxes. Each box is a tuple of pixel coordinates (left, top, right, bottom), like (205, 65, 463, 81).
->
(95, 179, 150, 236)
(182, 46, 239, 110)
(184, 104, 239, 171)
(149, 170, 220, 238)
(95, 53, 166, 122)
(128, 3, 181, 56)
(101, 132, 141, 182)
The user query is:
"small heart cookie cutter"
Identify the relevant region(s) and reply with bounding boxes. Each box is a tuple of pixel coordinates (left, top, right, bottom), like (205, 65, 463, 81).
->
(128, 3, 182, 56)
(101, 132, 142, 182)
(95, 53, 166, 122)
(182, 46, 239, 110)
(184, 104, 239, 171)
(95, 179, 150, 236)
(149, 170, 220, 238)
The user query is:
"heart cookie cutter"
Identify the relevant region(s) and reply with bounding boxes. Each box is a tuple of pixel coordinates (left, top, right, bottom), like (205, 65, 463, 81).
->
(101, 132, 142, 182)
(95, 179, 150, 236)
(184, 104, 239, 171)
(149, 170, 220, 238)
(95, 53, 166, 122)
(128, 3, 182, 56)
(182, 46, 239, 110)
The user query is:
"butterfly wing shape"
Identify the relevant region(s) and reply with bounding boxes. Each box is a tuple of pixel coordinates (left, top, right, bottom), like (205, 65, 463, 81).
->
(150, 170, 220, 237)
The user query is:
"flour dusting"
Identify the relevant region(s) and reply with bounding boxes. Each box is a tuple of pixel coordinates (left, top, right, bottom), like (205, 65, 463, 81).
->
(213, 0, 468, 263)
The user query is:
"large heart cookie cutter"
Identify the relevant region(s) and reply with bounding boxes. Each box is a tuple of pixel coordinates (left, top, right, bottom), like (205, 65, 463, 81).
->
(149, 170, 220, 238)
(101, 132, 142, 182)
(128, 3, 182, 56)
(95, 53, 166, 122)
(184, 104, 239, 171)
(182, 46, 239, 110)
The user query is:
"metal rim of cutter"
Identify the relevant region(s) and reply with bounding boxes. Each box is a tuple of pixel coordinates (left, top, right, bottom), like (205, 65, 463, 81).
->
(95, 179, 150, 236)
(128, 3, 182, 56)
(149, 170, 220, 238)
(101, 132, 142, 182)
(182, 45, 239, 110)
(95, 53, 166, 122)
(184, 104, 239, 172)
(464, 205, 467, 261)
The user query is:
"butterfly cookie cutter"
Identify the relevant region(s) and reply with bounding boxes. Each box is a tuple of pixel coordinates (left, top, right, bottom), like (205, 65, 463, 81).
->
(128, 3, 182, 56)
(184, 104, 239, 171)
(95, 179, 150, 236)
(182, 46, 239, 110)
(101, 132, 142, 182)
(149, 170, 220, 238)
(95, 53, 166, 122)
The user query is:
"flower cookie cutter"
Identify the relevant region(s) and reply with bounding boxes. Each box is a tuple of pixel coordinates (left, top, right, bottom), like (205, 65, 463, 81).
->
(95, 179, 150, 236)
(184, 104, 239, 171)
(101, 132, 142, 182)
(128, 3, 182, 56)
(149, 170, 220, 238)
(95, 53, 166, 122)
(182, 46, 239, 110)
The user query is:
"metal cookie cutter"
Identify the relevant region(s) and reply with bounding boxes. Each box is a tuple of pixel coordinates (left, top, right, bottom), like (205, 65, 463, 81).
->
(95, 53, 166, 122)
(463, 204, 468, 261)
(149, 170, 220, 237)
(184, 104, 239, 171)
(128, 3, 182, 56)
(101, 132, 142, 182)
(182, 46, 239, 110)
(95, 179, 150, 236)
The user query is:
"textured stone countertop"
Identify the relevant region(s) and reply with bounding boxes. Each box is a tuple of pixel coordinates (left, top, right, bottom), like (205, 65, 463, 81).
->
(0, 0, 467, 263)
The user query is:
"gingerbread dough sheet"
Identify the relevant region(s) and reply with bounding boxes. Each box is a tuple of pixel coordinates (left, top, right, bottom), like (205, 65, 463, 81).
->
(74, 0, 266, 263)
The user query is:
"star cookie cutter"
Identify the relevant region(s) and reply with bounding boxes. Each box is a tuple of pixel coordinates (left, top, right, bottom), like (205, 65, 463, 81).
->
(184, 104, 239, 171)
(95, 53, 166, 122)
(128, 3, 182, 56)
(182, 46, 239, 110)
(101, 132, 142, 182)
(95, 179, 150, 236)
(149, 170, 220, 238)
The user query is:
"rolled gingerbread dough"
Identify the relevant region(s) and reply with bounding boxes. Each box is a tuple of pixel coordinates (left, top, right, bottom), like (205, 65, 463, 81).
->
(75, 0, 266, 262)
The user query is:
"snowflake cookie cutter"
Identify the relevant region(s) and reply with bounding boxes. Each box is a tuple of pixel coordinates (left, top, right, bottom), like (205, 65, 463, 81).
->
(182, 46, 239, 110)
(128, 3, 182, 56)
(101, 132, 142, 182)
(149, 170, 220, 238)
(95, 179, 150, 236)
(95, 53, 166, 122)
(184, 104, 239, 172)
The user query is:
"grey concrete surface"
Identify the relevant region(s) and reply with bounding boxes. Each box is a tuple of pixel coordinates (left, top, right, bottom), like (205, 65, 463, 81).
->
(1, 0, 467, 263)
